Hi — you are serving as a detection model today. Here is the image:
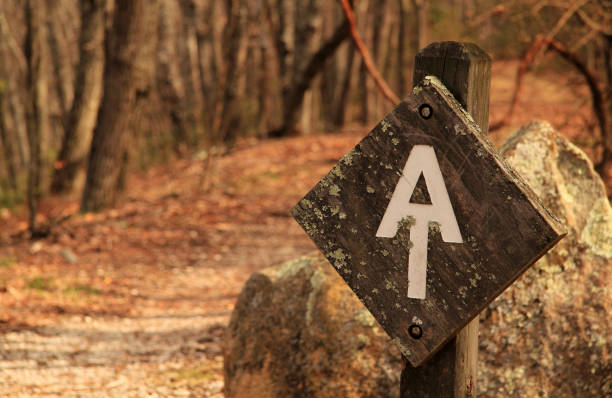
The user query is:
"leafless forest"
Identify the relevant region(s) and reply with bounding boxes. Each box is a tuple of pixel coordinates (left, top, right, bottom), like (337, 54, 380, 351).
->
(0, 1, 611, 396)
(0, 0, 610, 232)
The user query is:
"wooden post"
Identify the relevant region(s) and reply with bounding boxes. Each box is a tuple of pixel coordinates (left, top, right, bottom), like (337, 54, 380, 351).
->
(400, 42, 491, 397)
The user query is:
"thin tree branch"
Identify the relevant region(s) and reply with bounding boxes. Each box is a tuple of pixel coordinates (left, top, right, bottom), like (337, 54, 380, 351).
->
(545, 0, 589, 41)
(465, 4, 506, 29)
(545, 38, 609, 172)
(337, 0, 400, 106)
(490, 36, 609, 172)
(489, 38, 545, 132)
(576, 8, 612, 35)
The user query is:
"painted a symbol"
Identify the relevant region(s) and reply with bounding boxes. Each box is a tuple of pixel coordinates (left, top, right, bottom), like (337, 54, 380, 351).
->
(376, 145, 463, 299)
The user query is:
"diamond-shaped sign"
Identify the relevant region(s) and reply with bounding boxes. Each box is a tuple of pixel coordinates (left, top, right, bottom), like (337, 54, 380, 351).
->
(291, 76, 565, 367)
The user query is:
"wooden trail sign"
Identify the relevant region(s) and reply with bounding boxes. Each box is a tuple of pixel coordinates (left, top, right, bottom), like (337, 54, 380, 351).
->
(291, 74, 565, 367)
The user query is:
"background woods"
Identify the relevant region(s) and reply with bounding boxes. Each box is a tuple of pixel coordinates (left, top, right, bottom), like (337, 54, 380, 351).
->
(0, 1, 611, 396)
(0, 0, 610, 224)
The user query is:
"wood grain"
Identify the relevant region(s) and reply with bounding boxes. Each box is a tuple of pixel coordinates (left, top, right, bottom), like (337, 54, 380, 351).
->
(291, 75, 565, 368)
(405, 41, 490, 397)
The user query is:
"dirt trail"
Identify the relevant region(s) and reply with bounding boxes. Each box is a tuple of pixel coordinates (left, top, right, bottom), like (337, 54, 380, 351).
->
(0, 132, 360, 397)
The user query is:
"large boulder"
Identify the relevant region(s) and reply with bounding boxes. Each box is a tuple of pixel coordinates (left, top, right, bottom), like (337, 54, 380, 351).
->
(223, 255, 402, 398)
(224, 121, 611, 397)
(478, 121, 611, 397)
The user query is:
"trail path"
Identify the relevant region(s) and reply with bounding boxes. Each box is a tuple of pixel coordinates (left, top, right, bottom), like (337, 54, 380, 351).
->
(0, 133, 360, 397)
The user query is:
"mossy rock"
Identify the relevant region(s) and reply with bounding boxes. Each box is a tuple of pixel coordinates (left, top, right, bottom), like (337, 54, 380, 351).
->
(224, 254, 402, 398)
(478, 121, 611, 397)
(224, 121, 611, 397)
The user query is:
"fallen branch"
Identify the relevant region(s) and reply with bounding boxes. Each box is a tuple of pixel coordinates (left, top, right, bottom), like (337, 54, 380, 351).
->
(337, 0, 400, 106)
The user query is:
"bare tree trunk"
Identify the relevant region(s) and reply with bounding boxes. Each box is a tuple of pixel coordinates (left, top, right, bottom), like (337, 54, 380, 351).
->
(0, 11, 29, 172)
(257, 0, 270, 135)
(292, 0, 318, 96)
(0, 11, 25, 190)
(216, 0, 245, 145)
(412, 0, 430, 50)
(0, 97, 17, 189)
(339, 0, 399, 106)
(397, 0, 407, 96)
(275, 0, 294, 109)
(333, 41, 356, 127)
(242, 0, 264, 135)
(25, 0, 49, 236)
(370, 0, 387, 115)
(81, 0, 155, 212)
(269, 18, 350, 137)
(51, 0, 105, 194)
(157, 0, 195, 152)
(358, 60, 368, 123)
(46, 0, 74, 125)
(177, 0, 204, 142)
(318, 4, 338, 126)
(356, 0, 370, 124)
(193, 0, 219, 134)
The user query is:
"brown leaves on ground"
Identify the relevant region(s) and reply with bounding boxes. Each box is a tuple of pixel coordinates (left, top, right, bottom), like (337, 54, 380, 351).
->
(0, 129, 362, 396)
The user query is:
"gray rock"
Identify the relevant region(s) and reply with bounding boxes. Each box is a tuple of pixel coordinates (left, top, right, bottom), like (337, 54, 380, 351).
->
(478, 121, 611, 397)
(224, 121, 611, 397)
(223, 254, 402, 398)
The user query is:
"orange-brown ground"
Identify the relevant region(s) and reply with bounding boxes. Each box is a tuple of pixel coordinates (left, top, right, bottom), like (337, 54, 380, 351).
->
(0, 61, 607, 396)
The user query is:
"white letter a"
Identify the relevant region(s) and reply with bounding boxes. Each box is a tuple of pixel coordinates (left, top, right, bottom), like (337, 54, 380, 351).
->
(376, 145, 462, 299)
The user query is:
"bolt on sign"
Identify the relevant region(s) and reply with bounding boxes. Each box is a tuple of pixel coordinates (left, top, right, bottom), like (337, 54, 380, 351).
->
(291, 76, 566, 367)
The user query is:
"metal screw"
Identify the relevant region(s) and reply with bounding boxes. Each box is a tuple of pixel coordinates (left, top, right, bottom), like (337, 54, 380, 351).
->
(409, 324, 423, 339)
(419, 104, 433, 119)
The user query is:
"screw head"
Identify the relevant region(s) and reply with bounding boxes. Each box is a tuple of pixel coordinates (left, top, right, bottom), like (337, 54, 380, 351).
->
(419, 104, 433, 119)
(409, 324, 423, 339)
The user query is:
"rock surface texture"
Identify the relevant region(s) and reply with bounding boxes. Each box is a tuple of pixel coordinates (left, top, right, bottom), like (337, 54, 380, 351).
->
(224, 121, 611, 397)
(478, 121, 611, 397)
(223, 255, 402, 398)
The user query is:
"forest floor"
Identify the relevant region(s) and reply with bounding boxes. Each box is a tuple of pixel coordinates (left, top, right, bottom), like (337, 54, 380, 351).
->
(0, 61, 608, 397)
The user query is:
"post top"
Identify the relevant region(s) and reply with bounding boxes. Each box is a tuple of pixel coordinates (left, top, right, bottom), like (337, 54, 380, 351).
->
(416, 41, 491, 63)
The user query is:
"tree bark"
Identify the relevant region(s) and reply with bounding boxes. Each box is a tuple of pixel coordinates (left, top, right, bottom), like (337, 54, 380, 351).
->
(397, 0, 407, 97)
(46, 0, 74, 125)
(25, 0, 49, 236)
(157, 0, 196, 152)
(269, 18, 350, 137)
(339, 0, 399, 106)
(193, 0, 219, 134)
(81, 0, 154, 212)
(333, 41, 356, 127)
(0, 10, 25, 190)
(412, 0, 430, 50)
(256, 0, 270, 135)
(0, 11, 29, 172)
(318, 3, 340, 127)
(216, 0, 245, 145)
(51, 0, 105, 194)
(177, 0, 203, 142)
(0, 95, 18, 190)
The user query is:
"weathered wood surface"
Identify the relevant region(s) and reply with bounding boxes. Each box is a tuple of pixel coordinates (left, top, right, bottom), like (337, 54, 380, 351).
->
(291, 74, 565, 367)
(413, 42, 491, 136)
(403, 41, 490, 397)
